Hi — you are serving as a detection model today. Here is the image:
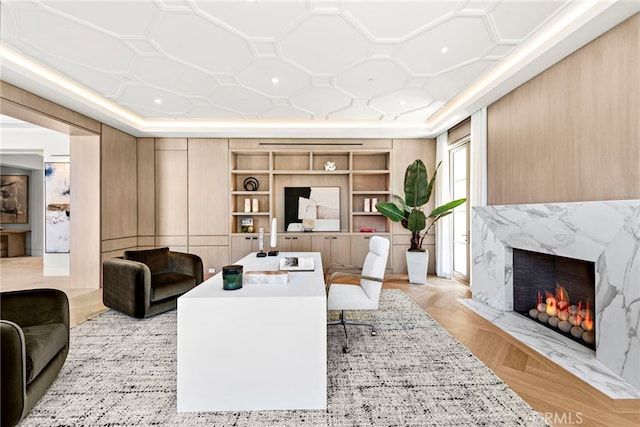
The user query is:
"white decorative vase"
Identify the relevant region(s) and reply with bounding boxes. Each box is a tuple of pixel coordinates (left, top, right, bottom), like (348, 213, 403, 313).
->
(406, 250, 428, 285)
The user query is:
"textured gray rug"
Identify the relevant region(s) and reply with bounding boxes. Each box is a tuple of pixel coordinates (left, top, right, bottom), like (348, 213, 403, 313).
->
(21, 290, 547, 426)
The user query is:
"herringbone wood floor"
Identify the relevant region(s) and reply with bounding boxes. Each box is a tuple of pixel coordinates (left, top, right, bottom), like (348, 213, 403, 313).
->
(1, 257, 638, 426)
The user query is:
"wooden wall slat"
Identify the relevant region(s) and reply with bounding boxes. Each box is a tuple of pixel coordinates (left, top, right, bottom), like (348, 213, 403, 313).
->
(487, 14, 639, 205)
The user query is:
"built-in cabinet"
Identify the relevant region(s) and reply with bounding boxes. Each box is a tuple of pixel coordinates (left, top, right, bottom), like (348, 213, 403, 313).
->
(228, 139, 394, 269)
(144, 138, 230, 274)
(187, 139, 230, 273)
(230, 235, 260, 262)
(140, 137, 435, 274)
(155, 139, 188, 250)
(311, 234, 351, 269)
(279, 234, 312, 252)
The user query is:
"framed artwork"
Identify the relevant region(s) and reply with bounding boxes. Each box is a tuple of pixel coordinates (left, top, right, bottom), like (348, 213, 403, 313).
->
(284, 187, 340, 232)
(1, 175, 29, 224)
(45, 162, 70, 253)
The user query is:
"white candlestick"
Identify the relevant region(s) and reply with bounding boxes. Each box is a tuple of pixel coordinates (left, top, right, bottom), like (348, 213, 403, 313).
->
(270, 218, 277, 248)
(244, 199, 251, 213)
(252, 198, 259, 212)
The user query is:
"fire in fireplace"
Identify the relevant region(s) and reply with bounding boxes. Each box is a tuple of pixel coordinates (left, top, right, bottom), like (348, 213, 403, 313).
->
(513, 249, 596, 350)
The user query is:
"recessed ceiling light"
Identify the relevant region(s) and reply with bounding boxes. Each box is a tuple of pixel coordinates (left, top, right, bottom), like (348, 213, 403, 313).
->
(271, 77, 279, 84)
(153, 98, 163, 104)
(399, 100, 407, 106)
(441, 46, 448, 54)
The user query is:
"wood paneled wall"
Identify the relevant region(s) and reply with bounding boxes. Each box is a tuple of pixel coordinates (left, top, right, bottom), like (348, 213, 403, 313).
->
(101, 125, 138, 257)
(487, 14, 639, 205)
(137, 138, 155, 247)
(70, 135, 101, 287)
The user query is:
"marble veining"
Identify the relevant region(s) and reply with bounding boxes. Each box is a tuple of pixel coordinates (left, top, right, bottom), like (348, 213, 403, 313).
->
(471, 199, 640, 396)
(460, 299, 640, 399)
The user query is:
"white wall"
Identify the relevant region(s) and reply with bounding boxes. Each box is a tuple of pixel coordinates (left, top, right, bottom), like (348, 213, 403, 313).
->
(0, 127, 70, 274)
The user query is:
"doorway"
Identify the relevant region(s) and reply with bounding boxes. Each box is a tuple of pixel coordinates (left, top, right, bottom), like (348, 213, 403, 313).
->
(0, 102, 101, 289)
(449, 140, 469, 283)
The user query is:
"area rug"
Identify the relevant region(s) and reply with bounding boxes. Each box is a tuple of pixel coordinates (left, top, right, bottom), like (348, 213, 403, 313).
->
(21, 290, 547, 426)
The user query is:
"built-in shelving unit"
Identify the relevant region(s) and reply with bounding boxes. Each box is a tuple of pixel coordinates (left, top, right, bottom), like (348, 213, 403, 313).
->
(229, 147, 391, 235)
(228, 141, 394, 268)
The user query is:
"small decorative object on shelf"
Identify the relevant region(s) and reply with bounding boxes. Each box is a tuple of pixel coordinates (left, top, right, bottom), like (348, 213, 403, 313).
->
(372, 198, 378, 212)
(252, 198, 259, 212)
(360, 228, 376, 232)
(222, 265, 243, 290)
(244, 199, 251, 213)
(324, 161, 336, 171)
(243, 176, 259, 191)
(241, 217, 254, 233)
(364, 198, 371, 212)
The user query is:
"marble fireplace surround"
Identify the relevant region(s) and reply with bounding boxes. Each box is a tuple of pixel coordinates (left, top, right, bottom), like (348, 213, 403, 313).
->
(467, 200, 640, 399)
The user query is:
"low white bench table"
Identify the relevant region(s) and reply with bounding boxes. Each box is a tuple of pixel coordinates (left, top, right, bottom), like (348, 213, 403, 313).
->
(177, 252, 327, 412)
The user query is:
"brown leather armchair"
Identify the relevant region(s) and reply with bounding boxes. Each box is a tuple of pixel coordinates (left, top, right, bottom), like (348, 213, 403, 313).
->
(1, 288, 70, 427)
(102, 247, 203, 318)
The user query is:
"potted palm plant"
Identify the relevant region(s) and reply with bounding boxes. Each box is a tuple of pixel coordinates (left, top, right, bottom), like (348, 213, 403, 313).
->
(375, 159, 466, 284)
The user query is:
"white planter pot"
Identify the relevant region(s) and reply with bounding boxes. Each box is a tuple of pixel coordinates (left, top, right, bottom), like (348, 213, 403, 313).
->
(406, 250, 428, 285)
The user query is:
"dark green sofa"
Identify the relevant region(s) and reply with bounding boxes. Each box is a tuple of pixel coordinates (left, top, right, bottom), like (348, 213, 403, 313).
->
(102, 247, 203, 318)
(1, 288, 70, 427)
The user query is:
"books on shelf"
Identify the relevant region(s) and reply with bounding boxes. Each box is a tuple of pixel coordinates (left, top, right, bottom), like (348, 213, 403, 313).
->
(279, 256, 315, 271)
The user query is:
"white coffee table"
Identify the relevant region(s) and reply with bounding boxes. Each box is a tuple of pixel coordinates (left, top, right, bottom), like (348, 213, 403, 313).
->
(177, 252, 327, 412)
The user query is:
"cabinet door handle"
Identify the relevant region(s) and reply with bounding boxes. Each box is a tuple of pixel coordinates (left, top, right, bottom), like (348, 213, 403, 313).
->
(292, 237, 298, 240)
(245, 237, 251, 241)
(332, 236, 337, 240)
(324, 237, 331, 240)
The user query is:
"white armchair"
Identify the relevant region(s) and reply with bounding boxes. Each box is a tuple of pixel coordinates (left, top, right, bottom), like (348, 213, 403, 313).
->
(326, 236, 390, 353)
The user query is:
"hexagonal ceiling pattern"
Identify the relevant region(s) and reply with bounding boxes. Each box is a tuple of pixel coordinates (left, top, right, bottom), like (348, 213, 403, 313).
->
(0, 0, 635, 137)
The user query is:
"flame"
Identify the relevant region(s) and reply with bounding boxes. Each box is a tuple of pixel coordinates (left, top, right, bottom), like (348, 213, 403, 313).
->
(537, 291, 543, 307)
(545, 292, 557, 317)
(536, 290, 546, 312)
(569, 300, 583, 326)
(583, 301, 594, 332)
(556, 287, 569, 312)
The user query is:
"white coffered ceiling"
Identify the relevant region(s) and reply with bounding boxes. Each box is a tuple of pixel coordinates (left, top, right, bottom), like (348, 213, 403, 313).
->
(0, 1, 637, 138)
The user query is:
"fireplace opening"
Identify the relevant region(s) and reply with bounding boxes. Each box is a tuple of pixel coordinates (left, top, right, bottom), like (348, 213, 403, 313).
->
(513, 249, 595, 350)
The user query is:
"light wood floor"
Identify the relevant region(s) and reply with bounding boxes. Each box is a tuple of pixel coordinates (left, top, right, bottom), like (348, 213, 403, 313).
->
(1, 257, 638, 427)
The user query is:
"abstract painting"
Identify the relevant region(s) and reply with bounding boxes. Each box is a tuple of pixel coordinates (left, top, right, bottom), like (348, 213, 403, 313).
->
(285, 187, 340, 232)
(45, 162, 70, 253)
(1, 175, 29, 224)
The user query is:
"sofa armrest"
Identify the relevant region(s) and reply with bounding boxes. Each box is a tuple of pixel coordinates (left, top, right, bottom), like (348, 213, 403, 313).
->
(102, 258, 152, 318)
(0, 289, 69, 330)
(170, 252, 204, 285)
(1, 320, 26, 427)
